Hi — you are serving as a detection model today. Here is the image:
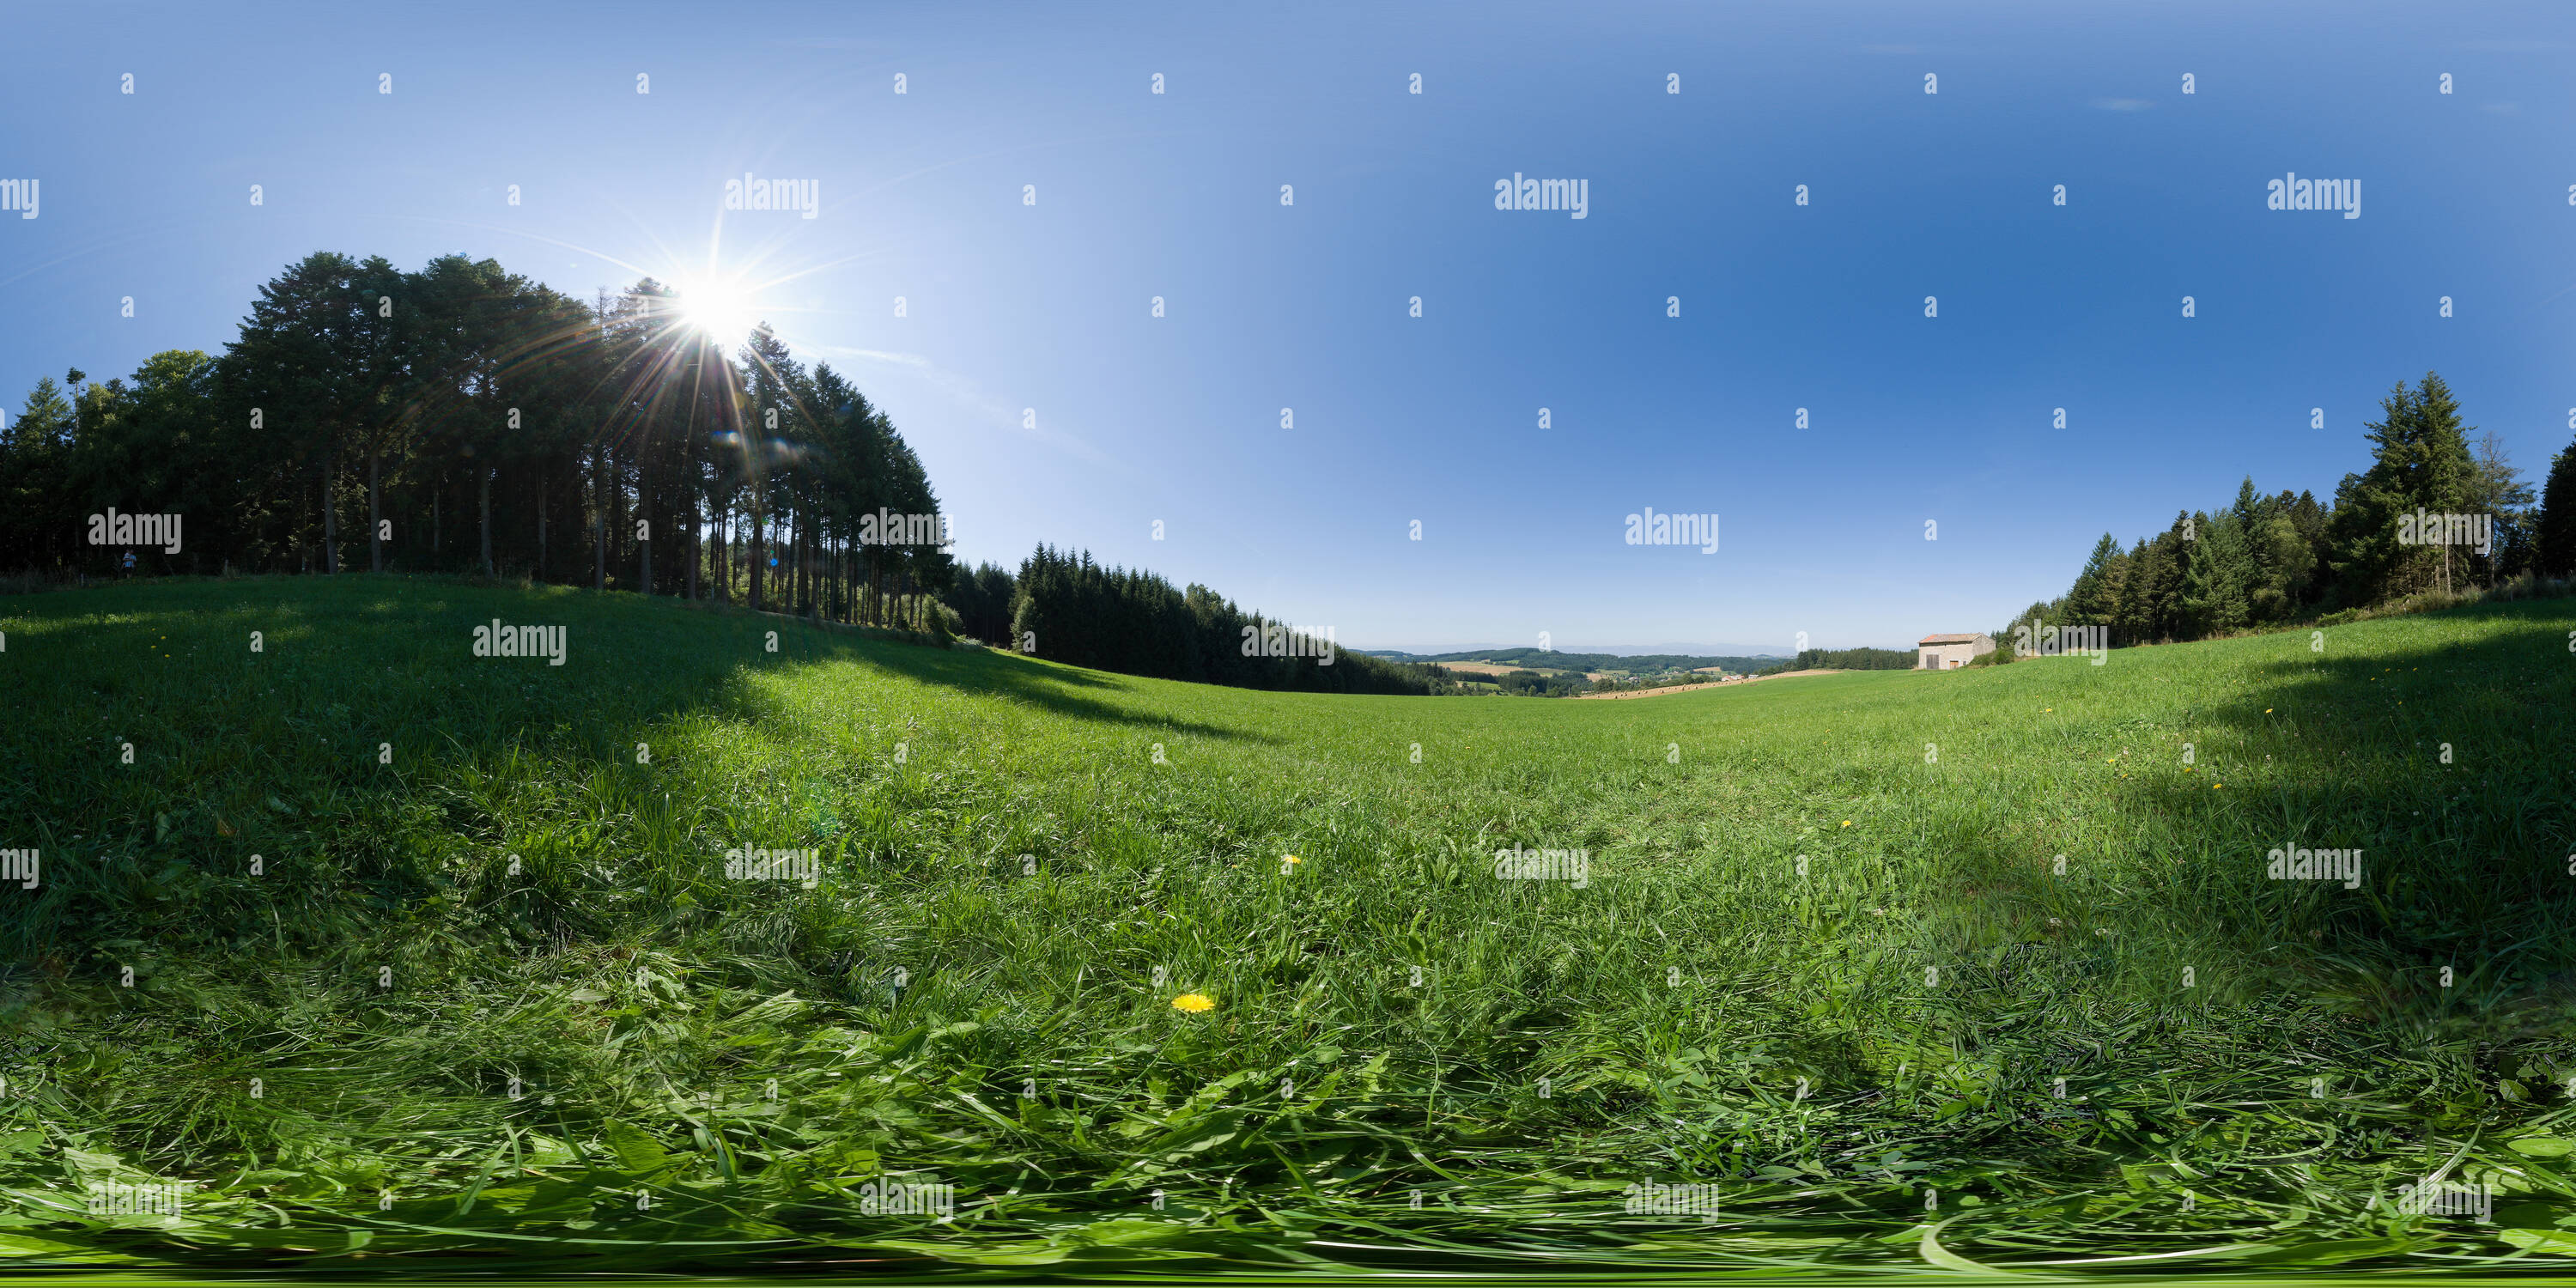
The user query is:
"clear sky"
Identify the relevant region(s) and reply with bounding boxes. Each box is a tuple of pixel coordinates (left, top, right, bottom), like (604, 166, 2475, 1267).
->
(7, 2, 2575, 651)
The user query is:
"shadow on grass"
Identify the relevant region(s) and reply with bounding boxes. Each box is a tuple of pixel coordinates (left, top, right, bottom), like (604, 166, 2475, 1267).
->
(0, 575, 1278, 973)
(769, 617, 1266, 745)
(2095, 602, 2570, 1030)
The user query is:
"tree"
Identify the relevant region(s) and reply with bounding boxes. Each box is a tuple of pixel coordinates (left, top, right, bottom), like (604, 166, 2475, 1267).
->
(2328, 374, 2479, 600)
(2467, 430, 2536, 581)
(2540, 434, 2576, 578)
(2063, 533, 2125, 626)
(2179, 508, 2253, 637)
(0, 377, 76, 572)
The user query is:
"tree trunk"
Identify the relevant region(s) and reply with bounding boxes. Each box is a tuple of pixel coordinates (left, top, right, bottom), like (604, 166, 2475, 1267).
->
(592, 447, 607, 591)
(638, 452, 653, 595)
(324, 452, 340, 574)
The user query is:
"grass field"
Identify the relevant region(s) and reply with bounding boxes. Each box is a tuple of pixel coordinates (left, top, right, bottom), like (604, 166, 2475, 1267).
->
(5, 574, 2576, 1276)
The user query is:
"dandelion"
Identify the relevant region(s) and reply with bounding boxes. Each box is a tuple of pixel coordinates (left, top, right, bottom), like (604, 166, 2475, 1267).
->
(1841, 820, 1852, 828)
(1282, 854, 1303, 866)
(1171, 993, 1214, 1012)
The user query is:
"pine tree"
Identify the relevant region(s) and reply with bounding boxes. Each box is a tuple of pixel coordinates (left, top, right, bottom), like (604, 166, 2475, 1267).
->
(2326, 374, 2479, 601)
(2540, 434, 2576, 578)
(0, 377, 76, 570)
(2180, 509, 2253, 637)
(2063, 533, 2124, 625)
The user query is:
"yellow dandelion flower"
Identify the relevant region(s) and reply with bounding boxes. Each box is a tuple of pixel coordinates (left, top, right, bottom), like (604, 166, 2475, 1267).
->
(2264, 708, 2273, 714)
(1282, 854, 1303, 866)
(1841, 820, 1852, 828)
(1171, 993, 1214, 1012)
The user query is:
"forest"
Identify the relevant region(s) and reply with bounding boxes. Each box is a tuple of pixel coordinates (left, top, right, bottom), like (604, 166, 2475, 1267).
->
(2007, 373, 2576, 650)
(0, 252, 955, 629)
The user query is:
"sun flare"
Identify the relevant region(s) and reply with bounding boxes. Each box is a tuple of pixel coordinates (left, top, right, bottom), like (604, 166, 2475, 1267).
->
(676, 279, 760, 350)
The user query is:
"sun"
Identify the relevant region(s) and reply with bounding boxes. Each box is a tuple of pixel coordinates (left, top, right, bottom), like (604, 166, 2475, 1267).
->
(675, 278, 760, 350)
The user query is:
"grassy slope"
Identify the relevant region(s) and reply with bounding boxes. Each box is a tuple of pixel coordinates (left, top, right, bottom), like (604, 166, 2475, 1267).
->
(3, 574, 2576, 1274)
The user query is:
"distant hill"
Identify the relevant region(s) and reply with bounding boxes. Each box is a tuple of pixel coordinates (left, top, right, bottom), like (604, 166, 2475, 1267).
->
(1362, 647, 1788, 675)
(1370, 642, 1790, 657)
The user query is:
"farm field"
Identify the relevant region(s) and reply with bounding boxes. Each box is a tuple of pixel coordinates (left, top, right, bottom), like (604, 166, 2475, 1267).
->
(4, 575, 2576, 1274)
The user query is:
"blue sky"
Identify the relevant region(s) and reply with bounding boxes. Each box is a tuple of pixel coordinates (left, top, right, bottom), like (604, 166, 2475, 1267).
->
(7, 2, 2575, 651)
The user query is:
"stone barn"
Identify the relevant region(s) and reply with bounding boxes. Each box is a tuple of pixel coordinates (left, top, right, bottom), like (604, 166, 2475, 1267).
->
(1917, 632, 1995, 670)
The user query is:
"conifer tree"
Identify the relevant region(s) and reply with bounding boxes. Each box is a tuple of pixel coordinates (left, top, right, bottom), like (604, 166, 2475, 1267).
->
(2540, 434, 2576, 578)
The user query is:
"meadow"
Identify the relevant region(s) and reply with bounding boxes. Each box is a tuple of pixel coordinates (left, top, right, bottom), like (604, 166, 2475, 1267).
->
(3, 574, 2576, 1275)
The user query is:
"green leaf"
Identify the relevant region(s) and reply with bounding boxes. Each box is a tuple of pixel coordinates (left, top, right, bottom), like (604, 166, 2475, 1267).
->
(2503, 1227, 2576, 1255)
(601, 1120, 672, 1176)
(0, 1232, 89, 1257)
(2509, 1138, 2576, 1157)
(2240, 1237, 2414, 1265)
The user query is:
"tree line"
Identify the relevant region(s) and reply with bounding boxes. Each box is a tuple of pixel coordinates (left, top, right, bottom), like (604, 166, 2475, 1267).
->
(1761, 647, 1917, 673)
(0, 252, 955, 629)
(2008, 372, 2576, 650)
(999, 545, 1457, 695)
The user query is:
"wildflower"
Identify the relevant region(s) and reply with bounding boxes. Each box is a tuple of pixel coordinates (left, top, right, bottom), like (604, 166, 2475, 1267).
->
(1171, 993, 1215, 1012)
(1841, 821, 1852, 828)
(1282, 854, 1303, 866)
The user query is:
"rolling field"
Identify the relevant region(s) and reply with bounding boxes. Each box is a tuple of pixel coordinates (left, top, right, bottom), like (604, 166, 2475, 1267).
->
(5, 575, 2576, 1275)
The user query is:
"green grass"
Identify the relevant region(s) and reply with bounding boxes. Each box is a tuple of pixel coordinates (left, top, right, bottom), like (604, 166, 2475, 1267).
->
(4, 574, 2576, 1278)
